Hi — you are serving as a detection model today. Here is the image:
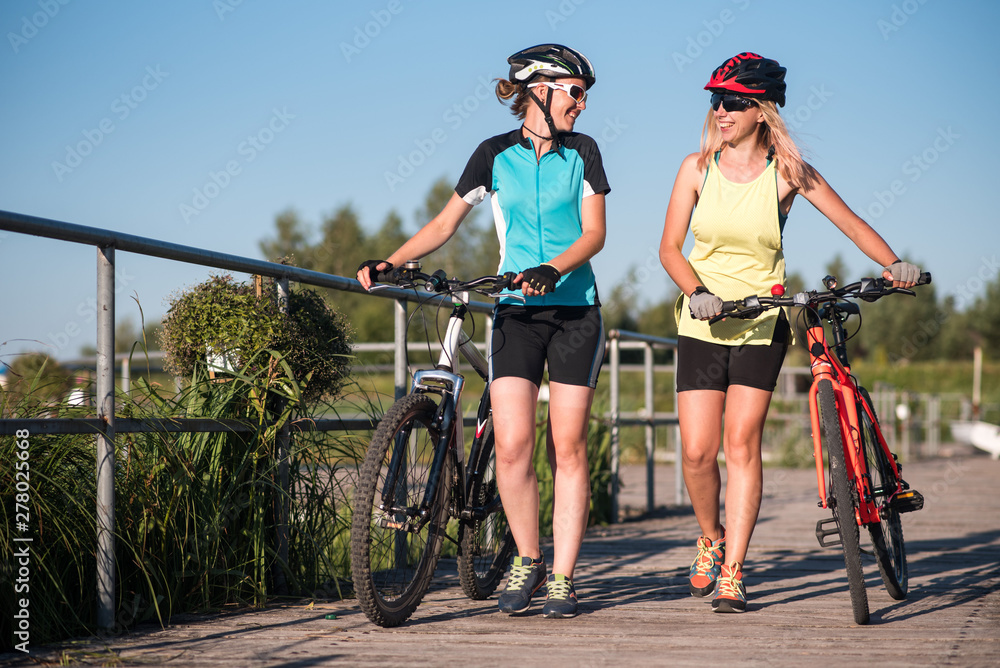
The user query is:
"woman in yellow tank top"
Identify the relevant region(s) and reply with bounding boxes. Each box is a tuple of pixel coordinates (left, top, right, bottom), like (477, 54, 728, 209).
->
(658, 52, 922, 613)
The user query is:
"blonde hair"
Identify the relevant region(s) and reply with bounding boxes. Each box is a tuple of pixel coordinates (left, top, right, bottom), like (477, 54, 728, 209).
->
(494, 76, 553, 120)
(698, 99, 818, 191)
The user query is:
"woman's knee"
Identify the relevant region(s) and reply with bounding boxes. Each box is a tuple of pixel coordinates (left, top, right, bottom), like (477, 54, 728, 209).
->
(722, 435, 762, 468)
(683, 446, 720, 471)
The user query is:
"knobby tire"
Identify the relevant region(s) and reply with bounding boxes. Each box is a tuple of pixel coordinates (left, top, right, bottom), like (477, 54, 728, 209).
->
(457, 414, 515, 599)
(818, 379, 870, 625)
(350, 393, 451, 627)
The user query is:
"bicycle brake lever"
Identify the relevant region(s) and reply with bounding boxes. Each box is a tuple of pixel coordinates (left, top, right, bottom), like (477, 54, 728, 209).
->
(488, 292, 526, 301)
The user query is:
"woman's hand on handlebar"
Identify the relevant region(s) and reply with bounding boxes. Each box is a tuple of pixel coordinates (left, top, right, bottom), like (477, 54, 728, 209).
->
(517, 263, 561, 297)
(357, 260, 393, 291)
(882, 260, 921, 289)
(689, 286, 723, 320)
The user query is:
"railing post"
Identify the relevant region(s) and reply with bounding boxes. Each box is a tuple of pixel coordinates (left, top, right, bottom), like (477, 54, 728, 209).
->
(609, 335, 620, 523)
(274, 278, 291, 594)
(644, 342, 655, 514)
(120, 355, 130, 397)
(95, 245, 116, 630)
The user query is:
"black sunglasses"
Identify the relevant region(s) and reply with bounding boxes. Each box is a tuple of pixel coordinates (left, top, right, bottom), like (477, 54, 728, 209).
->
(710, 93, 757, 112)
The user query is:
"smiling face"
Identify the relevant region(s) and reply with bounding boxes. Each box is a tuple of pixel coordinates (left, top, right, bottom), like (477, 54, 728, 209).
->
(713, 97, 763, 142)
(535, 77, 588, 132)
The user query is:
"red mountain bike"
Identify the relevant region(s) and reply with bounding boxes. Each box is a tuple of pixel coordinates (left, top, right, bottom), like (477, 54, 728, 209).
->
(714, 273, 929, 624)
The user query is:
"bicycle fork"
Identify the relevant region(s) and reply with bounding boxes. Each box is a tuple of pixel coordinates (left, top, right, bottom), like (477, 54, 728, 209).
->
(378, 304, 476, 533)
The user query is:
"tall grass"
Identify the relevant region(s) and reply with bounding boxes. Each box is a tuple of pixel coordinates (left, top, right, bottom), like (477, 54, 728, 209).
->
(0, 353, 368, 647)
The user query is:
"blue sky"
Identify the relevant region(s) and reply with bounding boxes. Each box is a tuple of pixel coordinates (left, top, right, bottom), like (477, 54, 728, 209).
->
(1, 0, 997, 361)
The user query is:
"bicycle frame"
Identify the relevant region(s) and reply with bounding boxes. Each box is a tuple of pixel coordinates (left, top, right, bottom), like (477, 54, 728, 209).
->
(803, 306, 902, 526)
(383, 297, 494, 531)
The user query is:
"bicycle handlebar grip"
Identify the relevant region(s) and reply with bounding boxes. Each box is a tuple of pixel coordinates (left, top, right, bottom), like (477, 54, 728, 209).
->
(918, 272, 932, 285)
(373, 267, 400, 284)
(499, 272, 518, 291)
(721, 300, 735, 312)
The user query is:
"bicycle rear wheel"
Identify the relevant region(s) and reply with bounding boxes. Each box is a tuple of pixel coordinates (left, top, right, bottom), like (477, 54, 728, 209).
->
(859, 388, 908, 600)
(350, 393, 451, 627)
(817, 380, 870, 625)
(458, 414, 515, 600)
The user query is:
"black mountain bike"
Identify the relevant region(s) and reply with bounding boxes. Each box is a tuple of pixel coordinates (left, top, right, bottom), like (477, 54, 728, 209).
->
(350, 262, 518, 627)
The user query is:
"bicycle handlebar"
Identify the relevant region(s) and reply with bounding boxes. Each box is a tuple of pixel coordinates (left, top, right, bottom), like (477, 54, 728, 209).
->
(707, 272, 931, 325)
(369, 263, 523, 300)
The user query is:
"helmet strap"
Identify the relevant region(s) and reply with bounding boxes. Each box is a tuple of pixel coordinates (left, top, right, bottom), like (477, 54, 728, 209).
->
(527, 88, 562, 150)
(521, 123, 552, 141)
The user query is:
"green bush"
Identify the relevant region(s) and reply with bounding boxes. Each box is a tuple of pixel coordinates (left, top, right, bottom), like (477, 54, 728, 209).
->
(1, 353, 75, 412)
(158, 274, 353, 405)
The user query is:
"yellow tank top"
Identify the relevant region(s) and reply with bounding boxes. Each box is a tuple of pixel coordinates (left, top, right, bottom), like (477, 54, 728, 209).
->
(675, 154, 786, 345)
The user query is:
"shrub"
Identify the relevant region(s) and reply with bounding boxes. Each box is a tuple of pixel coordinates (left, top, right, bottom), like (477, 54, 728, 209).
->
(158, 275, 353, 405)
(1, 353, 75, 412)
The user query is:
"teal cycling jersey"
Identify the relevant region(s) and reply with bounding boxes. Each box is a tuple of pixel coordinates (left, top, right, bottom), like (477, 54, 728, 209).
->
(455, 129, 610, 306)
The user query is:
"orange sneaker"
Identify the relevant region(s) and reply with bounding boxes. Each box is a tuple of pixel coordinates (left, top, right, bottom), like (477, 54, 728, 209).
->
(711, 561, 747, 613)
(688, 532, 725, 597)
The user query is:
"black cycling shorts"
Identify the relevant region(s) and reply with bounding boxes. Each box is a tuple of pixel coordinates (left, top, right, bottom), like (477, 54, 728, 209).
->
(676, 313, 790, 392)
(489, 305, 604, 388)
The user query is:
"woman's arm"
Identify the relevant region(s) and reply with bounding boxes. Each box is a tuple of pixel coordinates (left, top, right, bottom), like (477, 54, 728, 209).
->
(798, 168, 917, 287)
(357, 192, 473, 289)
(659, 153, 704, 297)
(545, 192, 607, 275)
(518, 192, 607, 297)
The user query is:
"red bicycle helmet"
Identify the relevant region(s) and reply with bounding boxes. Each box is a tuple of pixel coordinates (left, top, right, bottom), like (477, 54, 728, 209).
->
(705, 52, 786, 107)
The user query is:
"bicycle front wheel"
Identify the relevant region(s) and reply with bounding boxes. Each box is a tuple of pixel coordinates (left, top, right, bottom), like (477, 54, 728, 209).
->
(817, 380, 870, 625)
(458, 414, 515, 600)
(350, 393, 451, 627)
(859, 388, 908, 600)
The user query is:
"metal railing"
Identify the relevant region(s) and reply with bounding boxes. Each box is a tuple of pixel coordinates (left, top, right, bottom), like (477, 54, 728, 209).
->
(605, 330, 680, 520)
(0, 209, 493, 629)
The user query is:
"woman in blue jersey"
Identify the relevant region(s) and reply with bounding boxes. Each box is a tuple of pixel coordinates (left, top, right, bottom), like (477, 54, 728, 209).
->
(658, 52, 921, 613)
(358, 44, 610, 619)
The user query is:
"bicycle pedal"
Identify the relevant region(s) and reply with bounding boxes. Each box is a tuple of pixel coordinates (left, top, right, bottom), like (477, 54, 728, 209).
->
(815, 517, 842, 548)
(890, 489, 925, 513)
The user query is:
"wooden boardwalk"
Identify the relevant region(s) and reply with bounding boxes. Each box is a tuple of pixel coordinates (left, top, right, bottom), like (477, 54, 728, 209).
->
(6, 456, 999, 667)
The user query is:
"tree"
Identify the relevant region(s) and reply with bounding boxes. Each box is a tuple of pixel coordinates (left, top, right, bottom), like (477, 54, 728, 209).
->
(601, 267, 642, 333)
(371, 210, 408, 262)
(852, 257, 939, 364)
(971, 272, 1000, 352)
(934, 295, 976, 360)
(259, 208, 311, 265)
(254, 178, 504, 344)
(824, 254, 849, 284)
(312, 205, 368, 278)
